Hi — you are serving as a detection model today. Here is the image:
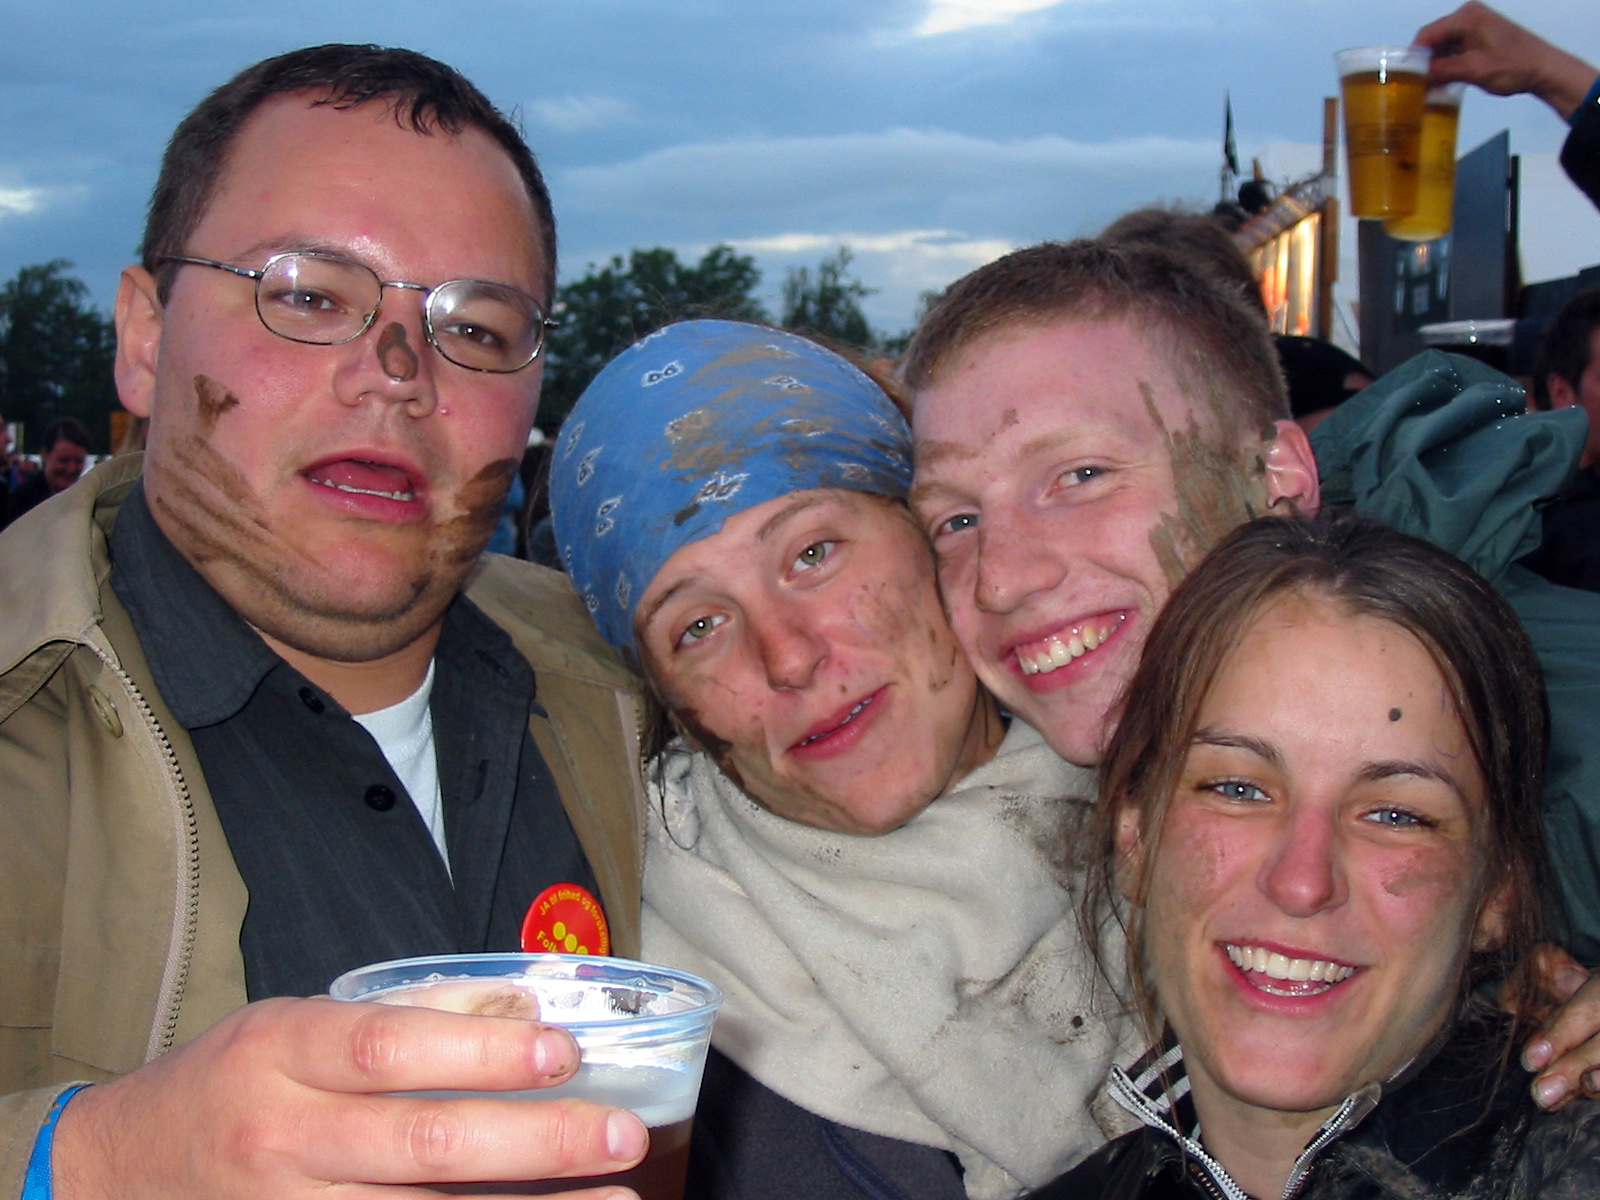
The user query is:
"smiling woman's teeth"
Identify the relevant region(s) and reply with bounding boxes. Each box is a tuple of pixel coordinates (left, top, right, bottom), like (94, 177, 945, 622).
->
(799, 695, 873, 746)
(1224, 943, 1354, 990)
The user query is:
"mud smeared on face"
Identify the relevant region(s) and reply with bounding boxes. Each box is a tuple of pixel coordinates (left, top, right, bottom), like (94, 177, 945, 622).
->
(194, 373, 239, 431)
(1141, 381, 1267, 591)
(145, 376, 520, 662)
(428, 456, 518, 569)
(377, 321, 420, 382)
(1382, 846, 1470, 898)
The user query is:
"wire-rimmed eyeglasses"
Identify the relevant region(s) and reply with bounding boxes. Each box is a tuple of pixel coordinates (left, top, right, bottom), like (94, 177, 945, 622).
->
(160, 251, 559, 373)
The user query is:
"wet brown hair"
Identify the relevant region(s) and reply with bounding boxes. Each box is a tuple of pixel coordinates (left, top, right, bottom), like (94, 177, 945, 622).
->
(902, 239, 1288, 436)
(1083, 511, 1551, 1036)
(142, 44, 556, 303)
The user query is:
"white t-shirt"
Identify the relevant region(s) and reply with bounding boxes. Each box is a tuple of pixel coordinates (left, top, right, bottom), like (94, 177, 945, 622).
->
(353, 660, 447, 873)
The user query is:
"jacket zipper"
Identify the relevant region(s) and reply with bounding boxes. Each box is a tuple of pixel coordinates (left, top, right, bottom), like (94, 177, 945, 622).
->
(94, 646, 201, 1059)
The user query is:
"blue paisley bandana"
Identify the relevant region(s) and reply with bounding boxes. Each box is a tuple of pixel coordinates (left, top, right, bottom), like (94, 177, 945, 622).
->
(549, 320, 912, 655)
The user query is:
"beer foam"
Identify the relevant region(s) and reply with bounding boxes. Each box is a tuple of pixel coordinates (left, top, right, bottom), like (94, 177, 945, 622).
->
(1335, 45, 1430, 76)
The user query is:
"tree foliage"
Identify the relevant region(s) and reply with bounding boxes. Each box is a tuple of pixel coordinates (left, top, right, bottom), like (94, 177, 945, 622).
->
(0, 260, 117, 451)
(780, 247, 876, 351)
(538, 244, 768, 426)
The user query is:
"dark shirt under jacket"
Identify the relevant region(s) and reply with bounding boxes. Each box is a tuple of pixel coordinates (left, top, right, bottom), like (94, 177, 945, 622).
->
(1521, 470, 1600, 594)
(109, 482, 598, 1000)
(4, 471, 50, 526)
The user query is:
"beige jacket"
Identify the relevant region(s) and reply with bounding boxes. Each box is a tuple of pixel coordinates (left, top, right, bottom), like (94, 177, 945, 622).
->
(0, 455, 647, 1194)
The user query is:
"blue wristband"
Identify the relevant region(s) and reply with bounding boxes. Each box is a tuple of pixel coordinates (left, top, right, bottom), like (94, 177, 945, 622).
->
(21, 1085, 89, 1200)
(1574, 74, 1600, 125)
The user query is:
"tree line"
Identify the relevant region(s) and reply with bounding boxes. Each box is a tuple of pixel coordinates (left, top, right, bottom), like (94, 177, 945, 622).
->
(0, 246, 901, 444)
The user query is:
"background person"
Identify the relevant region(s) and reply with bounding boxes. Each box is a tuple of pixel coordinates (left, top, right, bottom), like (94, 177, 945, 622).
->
(1519, 285, 1600, 593)
(5, 416, 91, 525)
(1035, 513, 1600, 1199)
(0, 45, 651, 1200)
(551, 319, 1132, 1200)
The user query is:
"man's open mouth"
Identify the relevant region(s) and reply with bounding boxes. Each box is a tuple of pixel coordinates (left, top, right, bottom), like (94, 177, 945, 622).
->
(305, 459, 419, 503)
(793, 690, 881, 750)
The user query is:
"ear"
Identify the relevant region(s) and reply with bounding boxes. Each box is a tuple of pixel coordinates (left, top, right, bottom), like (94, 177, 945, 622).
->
(1472, 878, 1514, 953)
(1547, 374, 1578, 411)
(115, 265, 163, 419)
(1263, 418, 1320, 517)
(1114, 804, 1147, 901)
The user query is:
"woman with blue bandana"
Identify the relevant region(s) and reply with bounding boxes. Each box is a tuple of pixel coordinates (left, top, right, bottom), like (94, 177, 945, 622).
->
(550, 321, 1132, 1200)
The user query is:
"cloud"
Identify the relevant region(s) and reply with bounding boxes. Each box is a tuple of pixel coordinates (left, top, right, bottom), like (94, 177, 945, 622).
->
(556, 126, 1216, 328)
(530, 94, 631, 133)
(559, 126, 1215, 227)
(913, 0, 1070, 37)
(0, 184, 50, 218)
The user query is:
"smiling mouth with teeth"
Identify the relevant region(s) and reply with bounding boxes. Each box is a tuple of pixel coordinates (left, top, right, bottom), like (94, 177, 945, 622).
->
(797, 693, 875, 747)
(1016, 613, 1126, 676)
(1224, 943, 1356, 996)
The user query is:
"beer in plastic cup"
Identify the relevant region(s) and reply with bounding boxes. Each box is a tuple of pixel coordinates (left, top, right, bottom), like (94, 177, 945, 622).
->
(1383, 83, 1465, 242)
(1336, 45, 1431, 218)
(330, 952, 723, 1199)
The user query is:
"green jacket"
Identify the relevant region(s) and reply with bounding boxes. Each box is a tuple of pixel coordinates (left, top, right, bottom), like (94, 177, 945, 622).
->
(0, 455, 647, 1195)
(1312, 350, 1600, 963)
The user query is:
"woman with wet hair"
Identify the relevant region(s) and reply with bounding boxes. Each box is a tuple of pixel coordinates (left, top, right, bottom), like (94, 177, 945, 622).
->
(1032, 511, 1600, 1200)
(549, 320, 1132, 1200)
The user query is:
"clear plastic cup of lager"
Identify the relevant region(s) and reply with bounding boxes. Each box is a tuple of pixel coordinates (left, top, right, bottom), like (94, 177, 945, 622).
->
(330, 952, 723, 1199)
(1383, 82, 1466, 242)
(1335, 45, 1432, 219)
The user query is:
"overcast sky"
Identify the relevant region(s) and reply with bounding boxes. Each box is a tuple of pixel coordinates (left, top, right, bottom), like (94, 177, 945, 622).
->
(2, 0, 1596, 346)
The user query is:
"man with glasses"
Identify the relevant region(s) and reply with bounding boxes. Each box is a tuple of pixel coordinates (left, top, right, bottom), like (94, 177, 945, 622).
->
(0, 45, 651, 1199)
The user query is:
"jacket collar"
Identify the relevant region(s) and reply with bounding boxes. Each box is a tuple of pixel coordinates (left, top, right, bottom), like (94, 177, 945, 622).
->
(0, 453, 143, 713)
(1107, 1035, 1383, 1200)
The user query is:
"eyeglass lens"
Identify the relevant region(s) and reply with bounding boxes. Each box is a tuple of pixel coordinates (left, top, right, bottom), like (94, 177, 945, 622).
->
(255, 254, 544, 372)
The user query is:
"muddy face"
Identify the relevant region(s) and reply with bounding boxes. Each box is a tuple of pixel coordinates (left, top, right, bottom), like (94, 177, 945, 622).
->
(635, 489, 1001, 835)
(130, 96, 545, 663)
(911, 318, 1276, 766)
(1135, 593, 1495, 1130)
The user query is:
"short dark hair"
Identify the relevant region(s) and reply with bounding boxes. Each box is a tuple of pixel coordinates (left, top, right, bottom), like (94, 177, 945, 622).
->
(1533, 286, 1600, 410)
(42, 417, 91, 454)
(1100, 206, 1268, 320)
(903, 239, 1289, 435)
(1085, 511, 1550, 1037)
(142, 44, 556, 303)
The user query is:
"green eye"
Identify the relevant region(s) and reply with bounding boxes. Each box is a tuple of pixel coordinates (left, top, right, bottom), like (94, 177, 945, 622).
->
(677, 614, 725, 647)
(795, 541, 834, 569)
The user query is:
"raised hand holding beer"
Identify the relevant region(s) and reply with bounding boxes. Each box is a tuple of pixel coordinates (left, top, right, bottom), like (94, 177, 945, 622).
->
(1417, 2, 1596, 120)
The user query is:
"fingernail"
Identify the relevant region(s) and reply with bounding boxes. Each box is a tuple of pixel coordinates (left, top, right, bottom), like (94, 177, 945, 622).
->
(532, 1028, 574, 1076)
(606, 1110, 648, 1161)
(1534, 1075, 1569, 1108)
(1585, 1069, 1600, 1098)
(1523, 1038, 1553, 1070)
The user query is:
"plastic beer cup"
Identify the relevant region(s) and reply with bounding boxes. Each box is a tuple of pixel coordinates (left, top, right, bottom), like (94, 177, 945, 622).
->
(1383, 83, 1465, 241)
(330, 952, 723, 1199)
(1336, 45, 1431, 218)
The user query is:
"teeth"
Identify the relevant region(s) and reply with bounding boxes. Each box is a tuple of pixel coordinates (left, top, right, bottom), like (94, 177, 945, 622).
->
(799, 696, 873, 746)
(1017, 615, 1124, 676)
(1224, 943, 1354, 988)
(315, 479, 414, 502)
